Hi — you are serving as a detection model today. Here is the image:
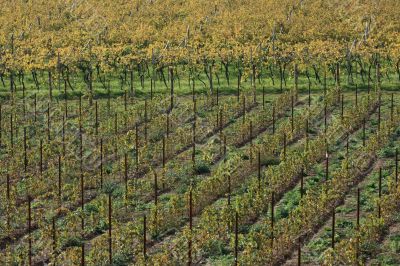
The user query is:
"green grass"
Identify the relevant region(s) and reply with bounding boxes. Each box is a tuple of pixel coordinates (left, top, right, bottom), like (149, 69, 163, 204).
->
(1, 68, 399, 101)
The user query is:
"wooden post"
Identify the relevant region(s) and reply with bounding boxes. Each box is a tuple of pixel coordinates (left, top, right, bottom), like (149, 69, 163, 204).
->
(224, 135, 227, 156)
(170, 67, 174, 112)
(291, 95, 294, 133)
(262, 87, 265, 110)
(135, 124, 139, 173)
(300, 169, 304, 198)
(325, 146, 329, 180)
(332, 207, 335, 249)
(28, 195, 32, 266)
(219, 108, 223, 133)
(52, 217, 56, 257)
(192, 77, 195, 103)
(107, 80, 111, 115)
(336, 62, 340, 87)
(249, 121, 253, 145)
(152, 174, 158, 235)
(108, 193, 112, 264)
(188, 189, 193, 266)
(378, 94, 381, 131)
(321, 100, 326, 133)
(251, 53, 256, 88)
(357, 188, 360, 228)
(162, 136, 166, 168)
(271, 192, 275, 249)
(362, 119, 366, 146)
(81, 242, 85, 266)
(124, 153, 128, 198)
(154, 172, 158, 206)
(242, 96, 246, 123)
(124, 90, 127, 112)
(258, 150, 261, 190)
(100, 138, 103, 189)
(209, 64, 214, 101)
(24, 127, 27, 172)
(166, 114, 170, 138)
(33, 95, 37, 123)
(40, 139, 43, 175)
(308, 82, 311, 107)
(64, 80, 68, 118)
(192, 124, 196, 169)
(62, 115, 65, 157)
(80, 130, 84, 231)
(283, 133, 286, 160)
(295, 64, 299, 97)
(367, 69, 370, 95)
(95, 101, 98, 137)
(216, 111, 219, 133)
(58, 155, 62, 204)
(114, 113, 118, 135)
(216, 86, 219, 106)
(355, 84, 358, 107)
(21, 82, 25, 116)
(188, 188, 193, 266)
(228, 173, 231, 206)
(391, 93, 394, 123)
(341, 94, 344, 120)
(376, 63, 381, 89)
(143, 215, 147, 259)
(193, 99, 197, 124)
(272, 105, 275, 134)
(356, 187, 360, 259)
(396, 148, 398, 185)
(6, 174, 10, 203)
(378, 168, 382, 218)
(234, 211, 238, 266)
(47, 103, 51, 141)
(357, 187, 361, 260)
(144, 99, 148, 143)
(237, 70, 241, 102)
(79, 94, 82, 119)
(0, 104, 2, 147)
(189, 189, 193, 230)
(130, 66, 134, 95)
(10, 113, 13, 155)
(305, 118, 309, 149)
(298, 237, 301, 266)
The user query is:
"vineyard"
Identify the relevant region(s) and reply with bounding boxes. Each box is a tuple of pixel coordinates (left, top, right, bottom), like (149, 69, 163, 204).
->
(0, 0, 400, 265)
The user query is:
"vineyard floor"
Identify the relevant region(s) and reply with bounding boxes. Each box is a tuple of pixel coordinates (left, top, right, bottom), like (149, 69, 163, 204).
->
(1, 89, 399, 266)
(282, 104, 400, 265)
